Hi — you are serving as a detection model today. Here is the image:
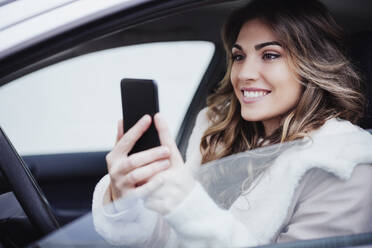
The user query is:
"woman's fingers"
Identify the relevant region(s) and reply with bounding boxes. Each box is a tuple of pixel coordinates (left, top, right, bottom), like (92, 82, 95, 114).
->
(135, 175, 164, 198)
(109, 158, 169, 200)
(110, 115, 152, 160)
(154, 113, 174, 148)
(154, 113, 184, 166)
(126, 146, 170, 172)
(121, 159, 170, 188)
(115, 119, 124, 144)
(115, 146, 170, 175)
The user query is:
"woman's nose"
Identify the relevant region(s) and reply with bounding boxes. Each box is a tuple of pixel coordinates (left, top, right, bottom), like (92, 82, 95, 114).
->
(237, 58, 260, 82)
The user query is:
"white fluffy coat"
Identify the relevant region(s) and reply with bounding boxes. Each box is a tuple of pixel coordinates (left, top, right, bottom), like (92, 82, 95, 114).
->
(92, 109, 372, 247)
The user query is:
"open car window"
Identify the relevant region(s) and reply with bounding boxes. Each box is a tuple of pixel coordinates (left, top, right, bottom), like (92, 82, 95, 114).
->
(0, 41, 214, 155)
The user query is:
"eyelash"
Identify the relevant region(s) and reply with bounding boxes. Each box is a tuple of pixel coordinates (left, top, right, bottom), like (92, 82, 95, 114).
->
(262, 53, 281, 60)
(231, 54, 244, 61)
(231, 52, 281, 62)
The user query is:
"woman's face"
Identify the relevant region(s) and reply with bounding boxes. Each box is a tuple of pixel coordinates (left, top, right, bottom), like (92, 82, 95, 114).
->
(230, 18, 303, 135)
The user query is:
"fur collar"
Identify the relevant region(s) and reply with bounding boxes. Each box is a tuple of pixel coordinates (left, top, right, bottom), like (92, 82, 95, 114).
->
(185, 109, 372, 243)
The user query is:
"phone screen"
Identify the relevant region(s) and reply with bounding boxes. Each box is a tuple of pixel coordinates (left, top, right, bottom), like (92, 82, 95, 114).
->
(121, 78, 160, 154)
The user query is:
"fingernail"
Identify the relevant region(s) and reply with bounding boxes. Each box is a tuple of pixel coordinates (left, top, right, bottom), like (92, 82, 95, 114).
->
(141, 115, 151, 123)
(156, 113, 164, 121)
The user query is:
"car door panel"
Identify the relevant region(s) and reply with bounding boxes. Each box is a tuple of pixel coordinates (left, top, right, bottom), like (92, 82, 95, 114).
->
(23, 152, 107, 225)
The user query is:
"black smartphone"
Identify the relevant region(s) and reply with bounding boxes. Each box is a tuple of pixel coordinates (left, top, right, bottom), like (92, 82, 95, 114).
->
(121, 78, 160, 155)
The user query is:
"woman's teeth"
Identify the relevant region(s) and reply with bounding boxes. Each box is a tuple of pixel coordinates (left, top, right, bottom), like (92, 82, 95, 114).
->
(243, 90, 269, 98)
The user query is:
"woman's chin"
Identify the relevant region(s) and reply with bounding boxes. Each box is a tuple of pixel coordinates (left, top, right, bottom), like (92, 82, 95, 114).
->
(240, 109, 266, 122)
(240, 113, 264, 122)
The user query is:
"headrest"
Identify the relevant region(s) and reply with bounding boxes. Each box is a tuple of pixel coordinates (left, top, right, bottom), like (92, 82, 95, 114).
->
(347, 31, 372, 129)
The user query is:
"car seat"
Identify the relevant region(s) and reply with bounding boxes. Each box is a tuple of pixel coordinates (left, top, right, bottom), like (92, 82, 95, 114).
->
(347, 31, 372, 131)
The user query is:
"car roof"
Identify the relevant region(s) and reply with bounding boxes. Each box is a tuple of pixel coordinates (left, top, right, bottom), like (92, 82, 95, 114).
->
(0, 0, 79, 30)
(0, 0, 148, 59)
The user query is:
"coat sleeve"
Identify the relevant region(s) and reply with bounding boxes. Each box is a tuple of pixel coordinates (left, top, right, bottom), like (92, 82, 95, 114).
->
(276, 164, 372, 243)
(163, 181, 260, 247)
(91, 174, 158, 246)
(90, 109, 210, 247)
(92, 174, 182, 247)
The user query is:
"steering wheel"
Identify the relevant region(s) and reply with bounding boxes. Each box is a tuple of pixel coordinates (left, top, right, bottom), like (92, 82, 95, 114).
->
(0, 126, 59, 236)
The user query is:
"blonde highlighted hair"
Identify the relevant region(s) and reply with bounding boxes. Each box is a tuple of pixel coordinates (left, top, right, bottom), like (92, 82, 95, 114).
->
(201, 0, 364, 164)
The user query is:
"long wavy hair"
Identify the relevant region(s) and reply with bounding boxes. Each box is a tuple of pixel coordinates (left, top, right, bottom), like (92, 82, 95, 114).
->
(201, 0, 364, 164)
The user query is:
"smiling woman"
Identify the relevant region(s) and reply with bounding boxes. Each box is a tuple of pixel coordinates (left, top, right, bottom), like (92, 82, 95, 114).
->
(202, 0, 364, 163)
(230, 19, 303, 135)
(91, 0, 372, 247)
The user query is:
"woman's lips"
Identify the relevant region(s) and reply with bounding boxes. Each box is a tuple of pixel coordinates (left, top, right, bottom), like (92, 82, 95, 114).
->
(241, 87, 271, 103)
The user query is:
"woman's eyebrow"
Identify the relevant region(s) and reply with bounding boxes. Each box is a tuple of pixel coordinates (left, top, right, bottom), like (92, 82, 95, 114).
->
(232, 41, 282, 51)
(232, 44, 243, 51)
(254, 41, 282, 50)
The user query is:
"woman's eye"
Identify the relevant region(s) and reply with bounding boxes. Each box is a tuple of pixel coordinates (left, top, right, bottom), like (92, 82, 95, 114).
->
(262, 53, 281, 60)
(232, 54, 244, 62)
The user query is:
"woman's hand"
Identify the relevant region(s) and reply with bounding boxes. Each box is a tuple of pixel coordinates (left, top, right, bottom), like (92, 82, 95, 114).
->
(104, 115, 171, 204)
(143, 113, 196, 215)
(144, 166, 195, 215)
(104, 113, 196, 216)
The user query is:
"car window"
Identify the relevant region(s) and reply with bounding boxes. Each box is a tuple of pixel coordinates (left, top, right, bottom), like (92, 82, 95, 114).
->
(0, 41, 215, 155)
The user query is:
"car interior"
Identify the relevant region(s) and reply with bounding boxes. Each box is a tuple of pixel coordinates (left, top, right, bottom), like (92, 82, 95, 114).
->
(0, 0, 372, 247)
